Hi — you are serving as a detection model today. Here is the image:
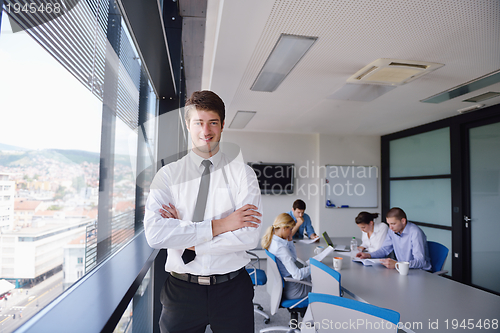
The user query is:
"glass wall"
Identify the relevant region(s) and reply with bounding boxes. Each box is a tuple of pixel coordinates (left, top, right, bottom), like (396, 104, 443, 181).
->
(469, 121, 500, 293)
(388, 127, 452, 275)
(0, 1, 157, 330)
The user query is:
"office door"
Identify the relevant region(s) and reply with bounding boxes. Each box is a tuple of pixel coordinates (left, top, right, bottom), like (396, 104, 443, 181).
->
(466, 119, 500, 294)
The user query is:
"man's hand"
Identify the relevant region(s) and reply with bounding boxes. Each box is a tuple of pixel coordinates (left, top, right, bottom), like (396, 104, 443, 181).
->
(380, 258, 397, 269)
(356, 252, 371, 259)
(212, 204, 261, 237)
(160, 203, 180, 220)
(296, 217, 305, 227)
(291, 217, 304, 237)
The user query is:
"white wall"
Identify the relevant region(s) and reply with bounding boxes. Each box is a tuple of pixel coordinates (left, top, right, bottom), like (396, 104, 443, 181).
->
(222, 131, 382, 240)
(222, 131, 320, 236)
(318, 134, 381, 239)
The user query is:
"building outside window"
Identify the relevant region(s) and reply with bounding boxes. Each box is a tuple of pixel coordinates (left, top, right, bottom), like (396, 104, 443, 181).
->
(0, 0, 158, 331)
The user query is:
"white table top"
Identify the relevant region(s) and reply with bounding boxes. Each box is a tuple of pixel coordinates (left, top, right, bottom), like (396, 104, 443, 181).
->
(294, 237, 500, 333)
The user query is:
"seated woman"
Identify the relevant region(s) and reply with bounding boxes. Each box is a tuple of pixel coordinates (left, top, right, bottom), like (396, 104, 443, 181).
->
(355, 212, 388, 252)
(261, 213, 312, 300)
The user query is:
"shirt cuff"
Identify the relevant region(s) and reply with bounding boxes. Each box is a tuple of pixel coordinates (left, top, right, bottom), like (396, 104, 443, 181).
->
(195, 219, 213, 250)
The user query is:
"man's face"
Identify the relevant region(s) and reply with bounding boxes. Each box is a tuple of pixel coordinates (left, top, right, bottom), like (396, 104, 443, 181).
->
(293, 208, 305, 219)
(186, 109, 224, 158)
(387, 217, 406, 234)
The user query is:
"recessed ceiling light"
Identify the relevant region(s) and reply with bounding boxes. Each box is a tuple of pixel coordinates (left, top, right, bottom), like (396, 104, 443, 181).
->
(251, 34, 317, 92)
(462, 91, 500, 103)
(421, 69, 500, 104)
(347, 59, 444, 86)
(229, 111, 257, 129)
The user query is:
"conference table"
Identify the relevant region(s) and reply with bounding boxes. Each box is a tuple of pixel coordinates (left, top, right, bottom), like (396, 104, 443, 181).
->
(294, 237, 500, 333)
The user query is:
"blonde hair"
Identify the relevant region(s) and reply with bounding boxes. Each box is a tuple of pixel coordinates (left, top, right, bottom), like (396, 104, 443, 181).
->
(261, 213, 296, 250)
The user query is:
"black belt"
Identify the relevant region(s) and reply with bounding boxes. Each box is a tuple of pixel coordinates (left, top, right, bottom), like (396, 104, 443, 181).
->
(170, 268, 244, 286)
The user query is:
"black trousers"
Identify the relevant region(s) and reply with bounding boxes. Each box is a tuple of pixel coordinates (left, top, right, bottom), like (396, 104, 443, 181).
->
(159, 269, 255, 333)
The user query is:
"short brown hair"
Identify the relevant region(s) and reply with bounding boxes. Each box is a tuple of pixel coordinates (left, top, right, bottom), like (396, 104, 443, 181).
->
(293, 199, 306, 211)
(386, 207, 407, 221)
(185, 90, 225, 124)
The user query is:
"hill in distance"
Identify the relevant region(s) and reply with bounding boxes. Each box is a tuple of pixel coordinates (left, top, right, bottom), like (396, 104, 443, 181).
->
(0, 144, 130, 166)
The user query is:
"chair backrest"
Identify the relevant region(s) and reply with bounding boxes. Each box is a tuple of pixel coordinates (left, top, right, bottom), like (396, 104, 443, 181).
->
(264, 249, 284, 315)
(245, 250, 267, 285)
(427, 241, 449, 273)
(309, 258, 341, 296)
(308, 293, 400, 333)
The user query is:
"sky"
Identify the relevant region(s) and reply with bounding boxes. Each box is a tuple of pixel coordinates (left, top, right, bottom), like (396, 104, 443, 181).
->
(0, 15, 126, 154)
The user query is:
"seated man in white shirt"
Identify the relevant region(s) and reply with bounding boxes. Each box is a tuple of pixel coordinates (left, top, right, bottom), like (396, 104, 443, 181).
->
(144, 90, 262, 333)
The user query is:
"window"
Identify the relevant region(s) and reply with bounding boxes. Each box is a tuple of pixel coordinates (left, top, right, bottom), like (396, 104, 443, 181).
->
(386, 127, 452, 275)
(0, 1, 158, 330)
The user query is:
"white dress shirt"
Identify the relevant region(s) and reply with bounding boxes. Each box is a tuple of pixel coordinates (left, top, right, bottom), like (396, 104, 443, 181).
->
(144, 147, 262, 275)
(359, 222, 389, 252)
(268, 235, 310, 281)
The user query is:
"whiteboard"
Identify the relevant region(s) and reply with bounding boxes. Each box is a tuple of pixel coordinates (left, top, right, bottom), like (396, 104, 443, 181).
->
(324, 165, 378, 208)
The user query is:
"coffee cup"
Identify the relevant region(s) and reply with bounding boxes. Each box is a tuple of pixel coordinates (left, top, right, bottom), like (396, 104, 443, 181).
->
(314, 246, 323, 255)
(395, 261, 409, 275)
(333, 257, 343, 271)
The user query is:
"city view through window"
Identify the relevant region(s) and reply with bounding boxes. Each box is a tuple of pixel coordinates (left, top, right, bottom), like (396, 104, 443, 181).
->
(0, 9, 144, 332)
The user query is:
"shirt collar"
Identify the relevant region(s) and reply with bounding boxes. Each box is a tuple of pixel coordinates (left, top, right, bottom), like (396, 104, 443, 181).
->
(395, 222, 411, 237)
(272, 234, 288, 246)
(189, 149, 223, 169)
(287, 211, 297, 222)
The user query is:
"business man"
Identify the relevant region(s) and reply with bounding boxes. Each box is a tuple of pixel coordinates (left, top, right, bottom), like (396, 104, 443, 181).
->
(356, 207, 431, 270)
(287, 199, 318, 240)
(144, 90, 262, 333)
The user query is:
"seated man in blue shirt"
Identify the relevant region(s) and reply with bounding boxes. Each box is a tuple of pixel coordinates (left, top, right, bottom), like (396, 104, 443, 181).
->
(356, 207, 431, 270)
(287, 199, 318, 240)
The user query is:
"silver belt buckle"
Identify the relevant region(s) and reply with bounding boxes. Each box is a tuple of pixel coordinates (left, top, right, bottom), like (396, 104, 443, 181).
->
(198, 276, 211, 285)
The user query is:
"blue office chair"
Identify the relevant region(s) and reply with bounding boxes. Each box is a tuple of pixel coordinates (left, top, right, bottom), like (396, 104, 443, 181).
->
(260, 250, 311, 333)
(309, 258, 341, 296)
(427, 241, 449, 275)
(245, 251, 270, 324)
(306, 293, 400, 333)
(296, 258, 343, 333)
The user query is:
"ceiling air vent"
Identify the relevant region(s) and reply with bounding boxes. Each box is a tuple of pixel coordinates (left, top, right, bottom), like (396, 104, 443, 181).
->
(347, 59, 444, 86)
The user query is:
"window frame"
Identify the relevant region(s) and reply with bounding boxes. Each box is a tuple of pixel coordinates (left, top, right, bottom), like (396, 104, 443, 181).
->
(382, 104, 500, 283)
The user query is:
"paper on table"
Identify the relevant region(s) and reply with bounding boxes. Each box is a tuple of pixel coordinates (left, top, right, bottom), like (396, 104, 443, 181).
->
(351, 258, 383, 266)
(310, 246, 334, 262)
(298, 236, 320, 244)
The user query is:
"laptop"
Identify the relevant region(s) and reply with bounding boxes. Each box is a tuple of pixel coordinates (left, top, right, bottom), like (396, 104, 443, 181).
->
(322, 231, 348, 251)
(322, 231, 334, 247)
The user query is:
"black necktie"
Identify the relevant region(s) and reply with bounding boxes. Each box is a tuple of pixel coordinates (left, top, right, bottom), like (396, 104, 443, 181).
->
(182, 159, 212, 264)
